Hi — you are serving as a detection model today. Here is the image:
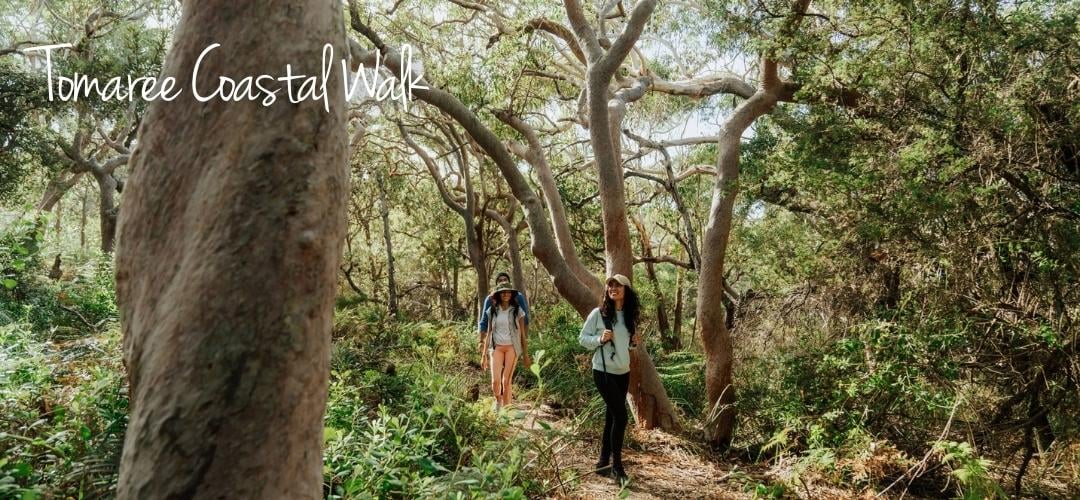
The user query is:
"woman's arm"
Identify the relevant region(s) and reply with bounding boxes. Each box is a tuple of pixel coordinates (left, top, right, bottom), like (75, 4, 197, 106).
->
(479, 330, 490, 368)
(578, 309, 603, 349)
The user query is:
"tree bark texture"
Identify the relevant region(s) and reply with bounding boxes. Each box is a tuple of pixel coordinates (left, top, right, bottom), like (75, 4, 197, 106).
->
(113, 1, 349, 497)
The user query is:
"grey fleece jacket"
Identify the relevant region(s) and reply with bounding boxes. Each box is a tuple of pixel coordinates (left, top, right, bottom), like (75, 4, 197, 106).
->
(578, 308, 631, 375)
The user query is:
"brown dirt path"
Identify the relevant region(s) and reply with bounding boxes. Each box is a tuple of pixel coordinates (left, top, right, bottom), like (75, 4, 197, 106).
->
(507, 402, 757, 499)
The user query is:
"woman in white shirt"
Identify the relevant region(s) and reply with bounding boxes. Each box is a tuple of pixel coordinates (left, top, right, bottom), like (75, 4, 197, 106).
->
(479, 283, 530, 412)
(578, 274, 640, 484)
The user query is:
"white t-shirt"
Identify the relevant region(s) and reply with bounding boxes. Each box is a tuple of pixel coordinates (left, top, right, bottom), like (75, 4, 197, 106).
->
(491, 306, 521, 345)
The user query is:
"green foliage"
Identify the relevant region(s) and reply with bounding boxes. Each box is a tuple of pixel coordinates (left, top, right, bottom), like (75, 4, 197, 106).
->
(933, 441, 1005, 500)
(655, 351, 706, 418)
(2, 0, 1078, 497)
(514, 302, 594, 410)
(323, 312, 532, 499)
(0, 215, 46, 296)
(0, 322, 127, 499)
(1, 229, 117, 334)
(0, 64, 56, 204)
(0, 295, 548, 499)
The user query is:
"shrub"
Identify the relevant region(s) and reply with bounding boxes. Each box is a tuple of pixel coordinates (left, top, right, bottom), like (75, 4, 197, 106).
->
(0, 322, 127, 499)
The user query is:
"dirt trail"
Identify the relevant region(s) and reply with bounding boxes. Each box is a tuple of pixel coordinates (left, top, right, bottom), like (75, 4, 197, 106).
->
(507, 402, 757, 499)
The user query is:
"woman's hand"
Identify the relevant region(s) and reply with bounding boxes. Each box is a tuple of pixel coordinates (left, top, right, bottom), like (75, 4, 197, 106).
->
(481, 354, 489, 370)
(600, 329, 614, 343)
(630, 333, 641, 347)
(522, 353, 532, 368)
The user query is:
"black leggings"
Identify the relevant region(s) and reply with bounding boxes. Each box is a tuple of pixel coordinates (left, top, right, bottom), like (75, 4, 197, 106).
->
(593, 369, 630, 466)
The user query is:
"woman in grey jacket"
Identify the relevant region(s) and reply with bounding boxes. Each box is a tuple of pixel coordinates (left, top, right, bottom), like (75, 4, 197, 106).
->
(578, 274, 640, 484)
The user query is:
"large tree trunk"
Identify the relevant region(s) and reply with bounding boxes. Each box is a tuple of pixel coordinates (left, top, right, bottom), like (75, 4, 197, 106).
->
(698, 58, 785, 448)
(113, 1, 348, 497)
(692, 0, 820, 439)
(561, 0, 679, 431)
(607, 86, 680, 430)
(698, 140, 740, 447)
(592, 82, 636, 278)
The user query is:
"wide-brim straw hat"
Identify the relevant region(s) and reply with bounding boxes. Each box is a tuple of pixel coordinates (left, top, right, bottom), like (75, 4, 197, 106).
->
(491, 283, 518, 296)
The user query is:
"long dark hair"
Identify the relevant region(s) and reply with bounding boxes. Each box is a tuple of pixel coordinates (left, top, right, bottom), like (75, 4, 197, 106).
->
(600, 285, 639, 335)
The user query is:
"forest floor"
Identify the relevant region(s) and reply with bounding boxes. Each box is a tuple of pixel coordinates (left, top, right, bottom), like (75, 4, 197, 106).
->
(508, 402, 863, 499)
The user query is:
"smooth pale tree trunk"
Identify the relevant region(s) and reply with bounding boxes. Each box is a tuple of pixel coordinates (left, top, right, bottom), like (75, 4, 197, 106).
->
(562, 0, 679, 431)
(698, 0, 813, 448)
(113, 1, 349, 498)
(593, 82, 636, 278)
(698, 145, 740, 447)
(698, 59, 786, 448)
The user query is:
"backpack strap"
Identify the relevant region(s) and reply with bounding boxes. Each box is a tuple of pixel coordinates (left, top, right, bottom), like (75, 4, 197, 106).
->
(486, 304, 496, 350)
(600, 311, 616, 360)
